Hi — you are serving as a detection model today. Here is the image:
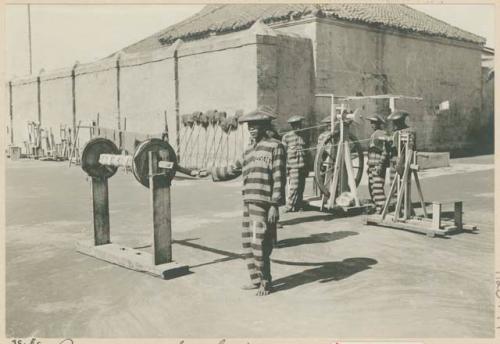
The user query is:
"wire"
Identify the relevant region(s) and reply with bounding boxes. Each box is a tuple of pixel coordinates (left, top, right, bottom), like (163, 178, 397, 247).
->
(279, 123, 329, 135)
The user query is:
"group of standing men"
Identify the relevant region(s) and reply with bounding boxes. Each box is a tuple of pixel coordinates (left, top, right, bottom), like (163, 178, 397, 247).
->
(203, 105, 413, 296)
(366, 110, 414, 214)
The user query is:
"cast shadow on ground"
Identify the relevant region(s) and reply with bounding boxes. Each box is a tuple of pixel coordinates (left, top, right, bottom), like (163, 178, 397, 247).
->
(276, 231, 358, 249)
(270, 257, 378, 292)
(279, 213, 341, 226)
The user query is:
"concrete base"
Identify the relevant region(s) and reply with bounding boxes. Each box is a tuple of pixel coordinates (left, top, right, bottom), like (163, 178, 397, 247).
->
(76, 241, 190, 279)
(417, 152, 450, 170)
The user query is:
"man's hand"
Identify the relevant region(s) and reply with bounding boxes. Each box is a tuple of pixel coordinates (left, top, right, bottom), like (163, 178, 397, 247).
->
(268, 205, 279, 225)
(190, 169, 210, 178)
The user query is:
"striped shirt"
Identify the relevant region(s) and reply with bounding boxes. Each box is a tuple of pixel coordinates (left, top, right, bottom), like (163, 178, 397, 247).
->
(282, 131, 306, 169)
(368, 129, 389, 167)
(211, 137, 286, 206)
(391, 127, 416, 157)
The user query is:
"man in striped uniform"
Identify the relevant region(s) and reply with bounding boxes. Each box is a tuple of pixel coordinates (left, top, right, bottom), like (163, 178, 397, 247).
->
(387, 111, 416, 200)
(210, 106, 286, 296)
(366, 114, 389, 214)
(282, 115, 307, 212)
(317, 115, 341, 144)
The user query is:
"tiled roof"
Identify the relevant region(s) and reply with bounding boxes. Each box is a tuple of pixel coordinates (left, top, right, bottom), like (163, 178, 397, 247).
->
(120, 4, 485, 54)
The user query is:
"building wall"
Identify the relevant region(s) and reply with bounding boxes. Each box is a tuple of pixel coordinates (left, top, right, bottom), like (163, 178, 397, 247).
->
(176, 31, 259, 168)
(75, 60, 118, 133)
(121, 59, 174, 135)
(313, 19, 484, 152)
(256, 32, 315, 133)
(480, 67, 494, 153)
(39, 74, 73, 142)
(7, 24, 287, 169)
(10, 80, 39, 145)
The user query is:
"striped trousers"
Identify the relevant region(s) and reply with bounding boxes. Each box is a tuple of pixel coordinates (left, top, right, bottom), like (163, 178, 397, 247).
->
(286, 167, 307, 211)
(242, 202, 275, 286)
(367, 165, 386, 213)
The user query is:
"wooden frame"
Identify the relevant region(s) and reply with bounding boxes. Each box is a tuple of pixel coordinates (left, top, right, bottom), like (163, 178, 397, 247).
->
(365, 131, 477, 237)
(77, 151, 189, 279)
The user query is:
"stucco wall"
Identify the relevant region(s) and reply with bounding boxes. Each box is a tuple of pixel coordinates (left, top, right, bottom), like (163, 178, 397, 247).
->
(120, 56, 175, 146)
(39, 76, 73, 142)
(176, 31, 260, 167)
(75, 60, 118, 132)
(10, 80, 39, 145)
(314, 19, 484, 152)
(256, 33, 315, 131)
(7, 26, 273, 167)
(480, 67, 494, 153)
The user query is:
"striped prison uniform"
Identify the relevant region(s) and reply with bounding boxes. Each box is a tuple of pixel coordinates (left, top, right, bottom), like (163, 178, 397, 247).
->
(282, 131, 307, 211)
(388, 127, 416, 201)
(211, 137, 286, 286)
(367, 130, 389, 213)
(317, 130, 332, 145)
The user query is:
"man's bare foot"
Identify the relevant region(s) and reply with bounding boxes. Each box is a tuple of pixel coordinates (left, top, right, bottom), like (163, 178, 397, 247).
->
(256, 282, 271, 296)
(241, 283, 259, 290)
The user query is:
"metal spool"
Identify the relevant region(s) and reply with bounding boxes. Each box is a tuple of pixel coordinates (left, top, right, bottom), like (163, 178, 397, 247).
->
(81, 137, 120, 178)
(133, 138, 177, 188)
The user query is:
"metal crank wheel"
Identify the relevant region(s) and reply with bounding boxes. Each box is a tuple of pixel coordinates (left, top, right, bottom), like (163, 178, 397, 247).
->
(314, 132, 364, 198)
(81, 137, 120, 178)
(133, 138, 177, 188)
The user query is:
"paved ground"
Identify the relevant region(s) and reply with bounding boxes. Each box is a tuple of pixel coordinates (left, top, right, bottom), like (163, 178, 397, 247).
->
(5, 155, 495, 338)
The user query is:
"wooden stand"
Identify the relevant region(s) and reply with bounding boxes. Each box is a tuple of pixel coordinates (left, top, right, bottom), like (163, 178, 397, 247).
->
(365, 132, 477, 237)
(77, 151, 189, 279)
(321, 103, 369, 213)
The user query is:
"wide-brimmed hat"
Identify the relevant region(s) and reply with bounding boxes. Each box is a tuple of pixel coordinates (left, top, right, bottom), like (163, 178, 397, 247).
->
(366, 114, 386, 124)
(387, 110, 409, 121)
(238, 105, 277, 123)
(287, 115, 305, 124)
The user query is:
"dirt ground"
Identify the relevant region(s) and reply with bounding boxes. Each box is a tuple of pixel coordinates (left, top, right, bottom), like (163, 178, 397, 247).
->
(5, 155, 495, 338)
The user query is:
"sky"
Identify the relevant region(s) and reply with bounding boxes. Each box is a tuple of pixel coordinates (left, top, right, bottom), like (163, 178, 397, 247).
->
(5, 4, 495, 79)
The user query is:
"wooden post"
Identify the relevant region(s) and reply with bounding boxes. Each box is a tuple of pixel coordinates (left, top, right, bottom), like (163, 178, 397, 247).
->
(403, 154, 410, 220)
(71, 63, 78, 141)
(116, 55, 121, 131)
(174, 47, 181, 160)
(432, 202, 441, 229)
(163, 110, 169, 141)
(37, 75, 42, 126)
(454, 201, 463, 230)
(149, 151, 172, 265)
(389, 97, 395, 113)
(343, 142, 360, 206)
(413, 170, 428, 217)
(328, 141, 344, 208)
(92, 177, 111, 245)
(9, 81, 14, 144)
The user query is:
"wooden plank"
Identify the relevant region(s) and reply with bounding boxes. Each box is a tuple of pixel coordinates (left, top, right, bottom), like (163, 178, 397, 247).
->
(91, 177, 110, 245)
(405, 154, 412, 219)
(328, 142, 343, 209)
(343, 142, 360, 206)
(76, 241, 189, 279)
(365, 216, 450, 237)
(432, 202, 442, 229)
(394, 157, 411, 221)
(149, 152, 173, 265)
(454, 201, 463, 230)
(413, 170, 428, 217)
(381, 172, 399, 219)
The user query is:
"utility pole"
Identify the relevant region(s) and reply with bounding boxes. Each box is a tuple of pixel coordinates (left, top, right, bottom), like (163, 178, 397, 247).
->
(27, 4, 33, 75)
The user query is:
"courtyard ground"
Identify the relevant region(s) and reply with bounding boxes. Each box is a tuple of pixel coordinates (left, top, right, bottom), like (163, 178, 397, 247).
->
(5, 154, 495, 338)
